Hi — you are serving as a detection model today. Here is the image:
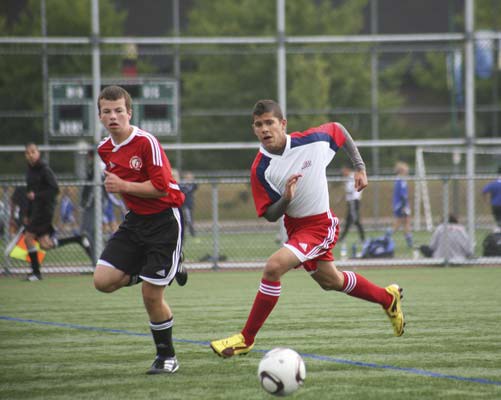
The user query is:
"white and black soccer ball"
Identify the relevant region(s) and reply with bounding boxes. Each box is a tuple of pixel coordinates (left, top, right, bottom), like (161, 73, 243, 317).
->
(258, 347, 306, 396)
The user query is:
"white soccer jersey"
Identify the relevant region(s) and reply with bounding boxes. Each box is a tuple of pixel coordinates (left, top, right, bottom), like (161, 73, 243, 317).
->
(251, 122, 346, 218)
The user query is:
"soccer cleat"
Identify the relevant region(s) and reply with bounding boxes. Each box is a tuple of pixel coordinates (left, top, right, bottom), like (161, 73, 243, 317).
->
(175, 257, 188, 286)
(385, 284, 405, 337)
(210, 333, 254, 358)
(26, 274, 42, 282)
(146, 356, 179, 375)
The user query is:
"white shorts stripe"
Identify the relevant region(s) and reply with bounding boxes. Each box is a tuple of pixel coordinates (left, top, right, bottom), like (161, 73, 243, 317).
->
(305, 212, 338, 259)
(342, 271, 357, 293)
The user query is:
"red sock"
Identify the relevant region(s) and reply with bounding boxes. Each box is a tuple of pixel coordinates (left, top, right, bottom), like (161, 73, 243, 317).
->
(241, 279, 281, 345)
(342, 271, 392, 308)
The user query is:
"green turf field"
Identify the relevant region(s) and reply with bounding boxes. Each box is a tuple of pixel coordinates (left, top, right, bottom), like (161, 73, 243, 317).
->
(1, 267, 500, 399)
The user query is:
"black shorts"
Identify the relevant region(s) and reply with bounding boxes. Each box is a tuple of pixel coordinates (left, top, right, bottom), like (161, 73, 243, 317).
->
(98, 207, 184, 286)
(26, 211, 55, 237)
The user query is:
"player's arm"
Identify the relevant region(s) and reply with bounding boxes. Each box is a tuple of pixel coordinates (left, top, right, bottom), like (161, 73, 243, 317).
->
(336, 123, 367, 192)
(263, 173, 302, 222)
(103, 170, 167, 198)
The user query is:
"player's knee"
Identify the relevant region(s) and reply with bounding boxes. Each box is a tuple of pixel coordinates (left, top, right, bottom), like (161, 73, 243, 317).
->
(94, 278, 113, 293)
(263, 260, 284, 281)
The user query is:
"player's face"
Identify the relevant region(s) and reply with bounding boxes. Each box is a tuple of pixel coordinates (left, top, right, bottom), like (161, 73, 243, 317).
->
(99, 97, 132, 135)
(25, 145, 40, 166)
(252, 112, 287, 154)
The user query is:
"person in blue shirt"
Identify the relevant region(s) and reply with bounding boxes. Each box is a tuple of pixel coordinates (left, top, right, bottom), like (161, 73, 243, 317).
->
(392, 161, 413, 248)
(482, 166, 501, 228)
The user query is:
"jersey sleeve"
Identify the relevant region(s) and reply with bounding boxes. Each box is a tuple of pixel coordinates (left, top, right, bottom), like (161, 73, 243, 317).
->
(292, 122, 346, 155)
(317, 122, 346, 151)
(250, 153, 280, 217)
(142, 136, 171, 193)
(142, 137, 185, 206)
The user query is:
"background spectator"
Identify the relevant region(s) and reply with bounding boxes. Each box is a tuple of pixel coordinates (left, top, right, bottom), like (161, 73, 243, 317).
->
(419, 215, 473, 261)
(482, 166, 501, 228)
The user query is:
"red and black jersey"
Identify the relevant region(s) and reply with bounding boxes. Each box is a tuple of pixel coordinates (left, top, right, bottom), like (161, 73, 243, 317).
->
(98, 126, 185, 215)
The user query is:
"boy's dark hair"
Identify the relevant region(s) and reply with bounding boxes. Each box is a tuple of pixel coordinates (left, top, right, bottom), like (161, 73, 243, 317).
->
(252, 99, 284, 120)
(97, 85, 132, 113)
(25, 142, 37, 149)
(448, 214, 459, 224)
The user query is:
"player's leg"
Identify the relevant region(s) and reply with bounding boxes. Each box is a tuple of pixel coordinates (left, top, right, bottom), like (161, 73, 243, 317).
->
(93, 223, 143, 292)
(142, 282, 179, 374)
(210, 247, 299, 358)
(139, 207, 183, 374)
(311, 260, 405, 336)
(55, 233, 93, 260)
(24, 230, 42, 280)
(403, 215, 413, 248)
(353, 200, 365, 242)
(93, 264, 130, 292)
(338, 202, 353, 242)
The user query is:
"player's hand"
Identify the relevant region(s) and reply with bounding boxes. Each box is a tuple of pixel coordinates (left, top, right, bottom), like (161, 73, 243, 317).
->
(354, 169, 368, 192)
(103, 170, 125, 193)
(26, 191, 35, 201)
(283, 173, 302, 201)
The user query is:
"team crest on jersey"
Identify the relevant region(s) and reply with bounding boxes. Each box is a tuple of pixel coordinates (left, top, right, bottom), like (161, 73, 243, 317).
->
(301, 160, 312, 170)
(129, 156, 143, 171)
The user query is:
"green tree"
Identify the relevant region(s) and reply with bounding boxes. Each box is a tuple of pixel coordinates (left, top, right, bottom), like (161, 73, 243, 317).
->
(411, 0, 501, 143)
(180, 0, 407, 171)
(0, 0, 127, 173)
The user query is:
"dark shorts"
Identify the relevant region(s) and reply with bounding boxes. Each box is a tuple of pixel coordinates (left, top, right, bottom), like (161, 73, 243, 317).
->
(98, 207, 184, 286)
(26, 211, 55, 237)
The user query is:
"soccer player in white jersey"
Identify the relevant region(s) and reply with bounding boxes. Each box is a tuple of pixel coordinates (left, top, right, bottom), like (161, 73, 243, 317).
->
(211, 99, 405, 358)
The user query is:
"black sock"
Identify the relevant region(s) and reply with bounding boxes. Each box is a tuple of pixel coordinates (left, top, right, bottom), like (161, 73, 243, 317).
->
(126, 274, 142, 286)
(57, 235, 81, 247)
(28, 250, 41, 276)
(150, 318, 175, 358)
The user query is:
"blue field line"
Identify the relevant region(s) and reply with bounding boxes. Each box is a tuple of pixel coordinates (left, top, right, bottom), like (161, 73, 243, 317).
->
(2, 315, 501, 387)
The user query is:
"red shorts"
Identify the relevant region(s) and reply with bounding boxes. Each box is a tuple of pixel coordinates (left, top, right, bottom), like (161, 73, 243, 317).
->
(283, 210, 340, 273)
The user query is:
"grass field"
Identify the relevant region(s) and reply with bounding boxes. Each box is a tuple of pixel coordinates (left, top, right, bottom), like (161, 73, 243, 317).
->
(1, 267, 501, 399)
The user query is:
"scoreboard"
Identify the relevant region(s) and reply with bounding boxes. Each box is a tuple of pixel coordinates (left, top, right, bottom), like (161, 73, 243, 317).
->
(49, 78, 178, 137)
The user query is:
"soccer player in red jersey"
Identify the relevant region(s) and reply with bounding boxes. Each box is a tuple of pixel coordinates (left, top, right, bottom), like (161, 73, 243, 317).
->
(93, 86, 187, 374)
(210, 100, 405, 358)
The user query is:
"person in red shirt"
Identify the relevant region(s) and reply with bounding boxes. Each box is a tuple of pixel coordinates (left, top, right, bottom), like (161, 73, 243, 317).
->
(93, 85, 187, 375)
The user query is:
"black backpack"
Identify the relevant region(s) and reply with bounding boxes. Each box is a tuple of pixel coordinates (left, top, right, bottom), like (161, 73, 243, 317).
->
(482, 232, 501, 257)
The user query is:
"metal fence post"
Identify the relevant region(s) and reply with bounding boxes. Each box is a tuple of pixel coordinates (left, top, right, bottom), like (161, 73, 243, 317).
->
(442, 176, 450, 266)
(211, 180, 220, 269)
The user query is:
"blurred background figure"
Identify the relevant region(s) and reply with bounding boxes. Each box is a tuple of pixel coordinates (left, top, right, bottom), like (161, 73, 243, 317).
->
(9, 186, 28, 236)
(23, 143, 93, 281)
(338, 165, 365, 244)
(482, 166, 501, 229)
(179, 171, 198, 237)
(102, 192, 127, 237)
(60, 186, 78, 234)
(392, 161, 413, 248)
(419, 214, 473, 261)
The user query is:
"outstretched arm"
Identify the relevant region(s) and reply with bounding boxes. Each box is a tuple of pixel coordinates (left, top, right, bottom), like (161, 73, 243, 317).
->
(337, 123, 368, 192)
(263, 173, 302, 222)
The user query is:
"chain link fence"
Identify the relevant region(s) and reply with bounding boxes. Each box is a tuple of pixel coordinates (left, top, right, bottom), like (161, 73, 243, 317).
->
(2, 171, 500, 276)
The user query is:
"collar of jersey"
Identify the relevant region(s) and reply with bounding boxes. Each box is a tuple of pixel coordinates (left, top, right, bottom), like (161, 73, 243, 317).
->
(260, 134, 290, 158)
(111, 125, 138, 152)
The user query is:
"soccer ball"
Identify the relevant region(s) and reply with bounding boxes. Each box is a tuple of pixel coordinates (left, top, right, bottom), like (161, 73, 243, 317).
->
(257, 348, 306, 396)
